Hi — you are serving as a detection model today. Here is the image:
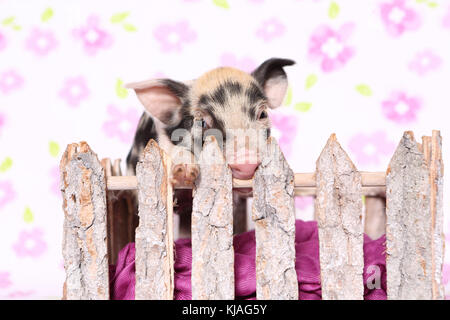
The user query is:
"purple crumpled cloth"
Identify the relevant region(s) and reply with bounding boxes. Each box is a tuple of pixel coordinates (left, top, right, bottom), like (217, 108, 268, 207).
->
(109, 219, 387, 300)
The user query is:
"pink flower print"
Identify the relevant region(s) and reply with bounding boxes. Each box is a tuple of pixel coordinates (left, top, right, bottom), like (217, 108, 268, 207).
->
(256, 18, 285, 42)
(25, 28, 58, 56)
(382, 91, 422, 124)
(443, 6, 450, 29)
(12, 228, 47, 258)
(443, 263, 450, 285)
(295, 197, 313, 210)
(308, 23, 355, 73)
(349, 131, 396, 166)
(0, 113, 5, 135)
(102, 105, 140, 144)
(0, 272, 12, 289)
(269, 112, 298, 157)
(380, 0, 421, 37)
(0, 180, 16, 209)
(73, 15, 113, 55)
(409, 50, 442, 76)
(59, 77, 90, 107)
(220, 53, 257, 73)
(7, 290, 35, 299)
(153, 71, 167, 78)
(0, 32, 6, 51)
(153, 21, 197, 52)
(50, 166, 60, 196)
(0, 70, 24, 94)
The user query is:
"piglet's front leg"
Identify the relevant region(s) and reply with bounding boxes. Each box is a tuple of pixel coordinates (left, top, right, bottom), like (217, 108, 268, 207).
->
(168, 145, 199, 187)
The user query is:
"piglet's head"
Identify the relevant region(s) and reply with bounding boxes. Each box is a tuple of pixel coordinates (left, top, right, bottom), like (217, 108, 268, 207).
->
(126, 58, 295, 182)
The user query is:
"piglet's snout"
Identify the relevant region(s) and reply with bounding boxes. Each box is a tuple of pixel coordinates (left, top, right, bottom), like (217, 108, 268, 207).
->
(229, 162, 260, 180)
(226, 148, 261, 180)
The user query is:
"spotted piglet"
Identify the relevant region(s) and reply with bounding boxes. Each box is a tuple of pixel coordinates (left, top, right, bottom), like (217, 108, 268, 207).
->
(126, 58, 295, 236)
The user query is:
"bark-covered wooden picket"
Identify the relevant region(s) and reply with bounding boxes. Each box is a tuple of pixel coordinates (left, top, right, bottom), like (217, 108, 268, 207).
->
(315, 134, 364, 300)
(427, 131, 445, 300)
(134, 140, 174, 300)
(385, 131, 444, 300)
(252, 137, 298, 300)
(191, 136, 234, 300)
(60, 142, 109, 300)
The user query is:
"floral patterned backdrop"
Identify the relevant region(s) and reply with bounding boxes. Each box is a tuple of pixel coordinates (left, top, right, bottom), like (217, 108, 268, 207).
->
(0, 0, 449, 299)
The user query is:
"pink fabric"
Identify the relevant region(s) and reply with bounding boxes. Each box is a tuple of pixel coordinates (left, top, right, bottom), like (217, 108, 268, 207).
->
(109, 219, 387, 300)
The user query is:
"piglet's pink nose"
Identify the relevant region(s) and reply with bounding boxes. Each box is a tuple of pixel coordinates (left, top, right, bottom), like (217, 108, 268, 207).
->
(229, 163, 260, 180)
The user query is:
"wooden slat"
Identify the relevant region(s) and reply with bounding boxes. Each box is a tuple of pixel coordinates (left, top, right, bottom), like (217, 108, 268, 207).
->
(364, 196, 386, 240)
(422, 131, 445, 299)
(115, 158, 138, 248)
(252, 137, 298, 300)
(135, 140, 174, 300)
(233, 193, 247, 234)
(111, 159, 136, 261)
(315, 134, 364, 300)
(386, 131, 432, 299)
(191, 136, 234, 299)
(112, 159, 121, 176)
(100, 158, 136, 264)
(60, 142, 109, 300)
(100, 158, 114, 264)
(105, 171, 386, 191)
(294, 186, 385, 197)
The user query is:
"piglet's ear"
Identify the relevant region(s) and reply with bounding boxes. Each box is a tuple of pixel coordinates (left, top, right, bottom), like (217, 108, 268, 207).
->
(251, 58, 295, 109)
(125, 79, 189, 125)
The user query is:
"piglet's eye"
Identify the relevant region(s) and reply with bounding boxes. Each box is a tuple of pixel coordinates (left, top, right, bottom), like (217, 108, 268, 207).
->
(258, 110, 268, 120)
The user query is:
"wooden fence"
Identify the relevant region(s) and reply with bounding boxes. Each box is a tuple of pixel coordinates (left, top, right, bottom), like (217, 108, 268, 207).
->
(60, 130, 445, 300)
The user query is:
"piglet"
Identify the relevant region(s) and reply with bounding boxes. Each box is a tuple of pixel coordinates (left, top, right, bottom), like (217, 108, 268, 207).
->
(126, 58, 295, 236)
